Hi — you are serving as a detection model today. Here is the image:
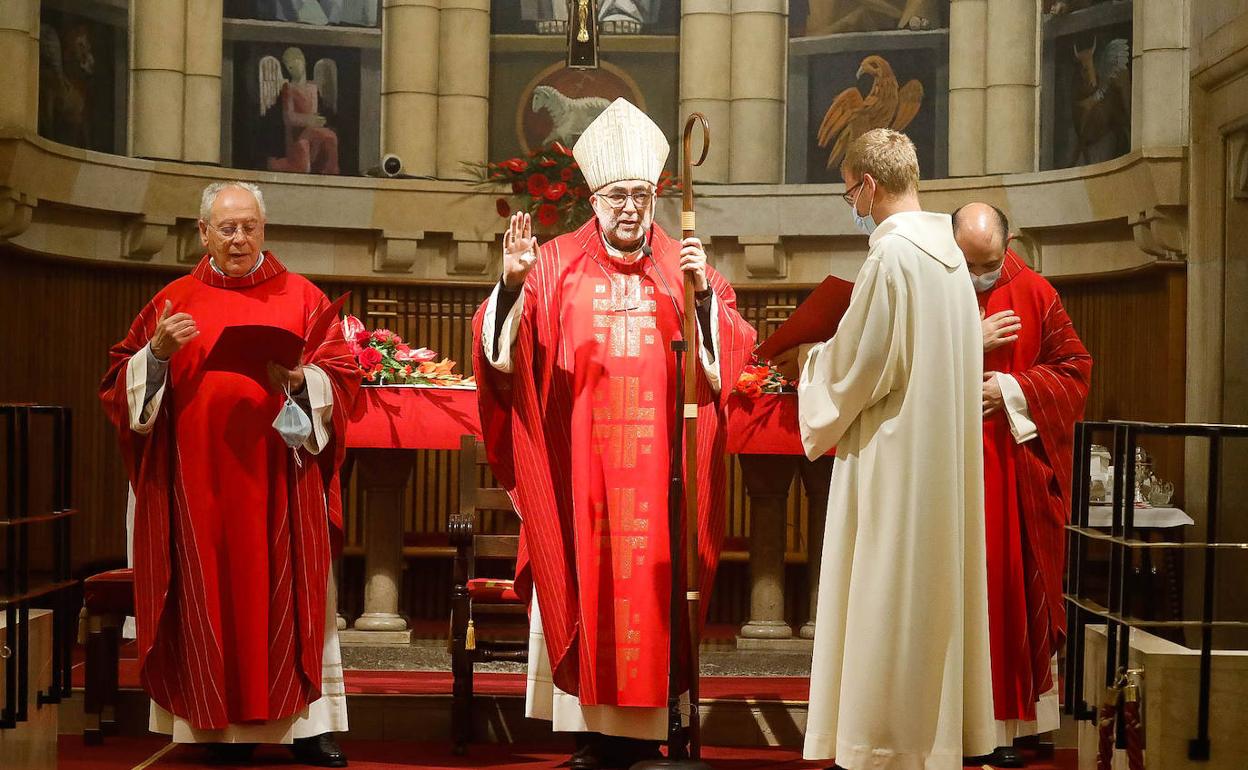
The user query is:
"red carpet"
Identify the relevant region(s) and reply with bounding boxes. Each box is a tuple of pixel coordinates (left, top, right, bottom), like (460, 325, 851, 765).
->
(74, 656, 812, 702)
(59, 736, 1078, 770)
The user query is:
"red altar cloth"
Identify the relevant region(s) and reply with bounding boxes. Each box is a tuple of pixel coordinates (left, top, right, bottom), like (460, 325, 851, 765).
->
(346, 387, 812, 456)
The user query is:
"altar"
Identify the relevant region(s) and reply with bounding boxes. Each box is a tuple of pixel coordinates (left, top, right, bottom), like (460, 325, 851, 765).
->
(341, 386, 829, 649)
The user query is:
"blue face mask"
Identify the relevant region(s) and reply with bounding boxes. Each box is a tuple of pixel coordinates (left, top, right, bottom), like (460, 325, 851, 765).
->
(851, 182, 877, 236)
(273, 385, 312, 450)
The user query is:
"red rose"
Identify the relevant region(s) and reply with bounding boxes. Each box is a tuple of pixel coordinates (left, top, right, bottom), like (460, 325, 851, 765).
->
(560, 167, 574, 182)
(544, 182, 568, 201)
(511, 180, 525, 194)
(359, 347, 382, 368)
(501, 158, 528, 173)
(496, 198, 511, 217)
(536, 204, 559, 227)
(354, 330, 371, 347)
(527, 173, 550, 196)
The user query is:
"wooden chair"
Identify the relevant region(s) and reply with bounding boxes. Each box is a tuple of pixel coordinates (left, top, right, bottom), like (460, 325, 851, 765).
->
(80, 567, 134, 744)
(448, 435, 528, 755)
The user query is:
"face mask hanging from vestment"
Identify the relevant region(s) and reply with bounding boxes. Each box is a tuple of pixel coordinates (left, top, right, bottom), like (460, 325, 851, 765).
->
(273, 383, 312, 454)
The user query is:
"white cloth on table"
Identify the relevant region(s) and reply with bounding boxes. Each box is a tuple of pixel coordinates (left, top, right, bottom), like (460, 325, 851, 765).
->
(1087, 505, 1193, 528)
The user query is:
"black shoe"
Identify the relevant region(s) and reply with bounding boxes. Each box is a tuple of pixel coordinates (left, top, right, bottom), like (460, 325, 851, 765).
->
(203, 742, 256, 764)
(567, 732, 605, 770)
(291, 733, 348, 768)
(992, 746, 1026, 767)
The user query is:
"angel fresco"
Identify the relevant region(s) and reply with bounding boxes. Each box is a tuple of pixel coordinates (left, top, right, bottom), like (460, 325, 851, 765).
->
(817, 54, 923, 170)
(260, 47, 340, 175)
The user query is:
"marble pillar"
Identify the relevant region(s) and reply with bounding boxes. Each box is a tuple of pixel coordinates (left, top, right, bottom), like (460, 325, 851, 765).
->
(437, 0, 490, 179)
(737, 455, 799, 647)
(131, 0, 187, 160)
(984, 0, 1037, 174)
(183, 0, 223, 164)
(729, 0, 786, 183)
(341, 449, 414, 644)
(383, 0, 440, 177)
(1133, 0, 1190, 151)
(0, 0, 39, 136)
(680, 0, 733, 183)
(948, 0, 988, 176)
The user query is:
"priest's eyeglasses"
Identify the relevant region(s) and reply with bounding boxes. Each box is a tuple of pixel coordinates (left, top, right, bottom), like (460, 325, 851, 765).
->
(841, 181, 864, 206)
(206, 221, 261, 239)
(598, 191, 654, 209)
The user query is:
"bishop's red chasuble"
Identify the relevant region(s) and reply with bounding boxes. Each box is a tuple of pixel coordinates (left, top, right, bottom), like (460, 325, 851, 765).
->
(473, 220, 755, 707)
(979, 250, 1091, 721)
(100, 254, 359, 729)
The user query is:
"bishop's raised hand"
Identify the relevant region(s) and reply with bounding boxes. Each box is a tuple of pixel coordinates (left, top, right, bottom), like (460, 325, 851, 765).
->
(502, 212, 539, 290)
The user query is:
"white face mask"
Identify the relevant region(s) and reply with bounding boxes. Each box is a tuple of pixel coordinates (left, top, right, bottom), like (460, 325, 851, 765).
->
(971, 266, 1003, 293)
(851, 182, 877, 236)
(272, 385, 312, 449)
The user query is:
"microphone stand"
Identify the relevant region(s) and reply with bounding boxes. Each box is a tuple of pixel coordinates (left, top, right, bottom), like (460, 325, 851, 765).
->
(632, 113, 713, 770)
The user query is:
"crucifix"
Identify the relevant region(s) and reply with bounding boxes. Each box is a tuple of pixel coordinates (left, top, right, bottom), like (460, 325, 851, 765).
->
(566, 0, 600, 69)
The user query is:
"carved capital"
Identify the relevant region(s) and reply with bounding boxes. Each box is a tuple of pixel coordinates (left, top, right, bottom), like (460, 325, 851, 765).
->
(739, 235, 786, 279)
(373, 231, 425, 273)
(0, 187, 36, 240)
(1129, 207, 1187, 260)
(449, 231, 493, 276)
(175, 219, 205, 264)
(122, 215, 172, 261)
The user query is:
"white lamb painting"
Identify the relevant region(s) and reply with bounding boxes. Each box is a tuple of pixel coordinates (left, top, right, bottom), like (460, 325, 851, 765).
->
(531, 85, 610, 146)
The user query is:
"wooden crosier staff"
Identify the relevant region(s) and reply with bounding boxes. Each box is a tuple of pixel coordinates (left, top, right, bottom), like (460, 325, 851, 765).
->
(679, 113, 710, 761)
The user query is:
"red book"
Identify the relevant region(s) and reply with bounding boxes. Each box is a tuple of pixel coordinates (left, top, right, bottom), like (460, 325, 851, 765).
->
(202, 325, 305, 386)
(754, 275, 854, 361)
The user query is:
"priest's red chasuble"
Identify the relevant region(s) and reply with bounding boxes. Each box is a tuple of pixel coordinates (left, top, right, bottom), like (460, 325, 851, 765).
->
(978, 250, 1091, 721)
(473, 220, 755, 707)
(100, 254, 359, 729)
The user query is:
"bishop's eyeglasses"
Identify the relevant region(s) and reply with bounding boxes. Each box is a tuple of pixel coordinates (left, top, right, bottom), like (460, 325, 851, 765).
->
(597, 191, 654, 209)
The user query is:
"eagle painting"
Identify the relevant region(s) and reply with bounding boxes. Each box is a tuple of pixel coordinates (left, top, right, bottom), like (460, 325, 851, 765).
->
(817, 54, 924, 170)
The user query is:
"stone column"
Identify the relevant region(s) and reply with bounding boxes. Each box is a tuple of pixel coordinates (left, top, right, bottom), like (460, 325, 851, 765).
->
(383, 0, 440, 177)
(729, 0, 786, 183)
(798, 456, 834, 639)
(340, 449, 414, 645)
(983, 0, 1038, 174)
(183, 0, 223, 164)
(437, 0, 489, 179)
(680, 0, 733, 183)
(948, 0, 987, 176)
(736, 454, 799, 648)
(1133, 0, 1190, 151)
(0, 0, 39, 136)
(131, 0, 187, 160)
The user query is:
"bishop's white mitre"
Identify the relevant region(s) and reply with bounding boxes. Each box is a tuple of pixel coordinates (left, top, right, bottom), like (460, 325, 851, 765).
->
(572, 98, 669, 191)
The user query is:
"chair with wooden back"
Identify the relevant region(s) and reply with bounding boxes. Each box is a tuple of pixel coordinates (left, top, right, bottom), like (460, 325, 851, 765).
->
(448, 434, 527, 754)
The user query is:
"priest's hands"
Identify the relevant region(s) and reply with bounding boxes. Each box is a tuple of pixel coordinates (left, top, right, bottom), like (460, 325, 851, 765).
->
(982, 309, 1021, 353)
(267, 361, 306, 394)
(150, 300, 199, 360)
(502, 212, 539, 290)
(772, 346, 802, 381)
(680, 237, 710, 293)
(982, 372, 1004, 417)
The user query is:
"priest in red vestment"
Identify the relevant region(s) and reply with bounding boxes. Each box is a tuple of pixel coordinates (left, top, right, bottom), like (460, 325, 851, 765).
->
(100, 182, 358, 768)
(953, 203, 1092, 768)
(472, 99, 755, 769)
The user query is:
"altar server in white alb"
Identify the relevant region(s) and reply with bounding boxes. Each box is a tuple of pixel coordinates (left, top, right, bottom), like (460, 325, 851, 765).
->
(774, 128, 996, 770)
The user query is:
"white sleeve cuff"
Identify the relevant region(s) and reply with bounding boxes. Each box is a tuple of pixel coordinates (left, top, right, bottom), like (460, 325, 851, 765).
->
(301, 365, 334, 455)
(997, 372, 1038, 444)
(482, 280, 525, 374)
(698, 293, 722, 393)
(127, 343, 167, 434)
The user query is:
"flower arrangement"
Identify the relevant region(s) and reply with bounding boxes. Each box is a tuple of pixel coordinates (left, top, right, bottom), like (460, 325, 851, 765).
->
(468, 141, 679, 232)
(734, 359, 794, 398)
(343, 315, 475, 387)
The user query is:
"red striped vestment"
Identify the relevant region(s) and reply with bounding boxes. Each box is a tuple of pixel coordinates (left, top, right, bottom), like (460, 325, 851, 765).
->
(979, 250, 1091, 721)
(472, 220, 755, 707)
(100, 254, 359, 729)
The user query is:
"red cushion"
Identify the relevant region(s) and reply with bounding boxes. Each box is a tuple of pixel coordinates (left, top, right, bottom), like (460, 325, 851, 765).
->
(467, 578, 522, 604)
(83, 568, 135, 615)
